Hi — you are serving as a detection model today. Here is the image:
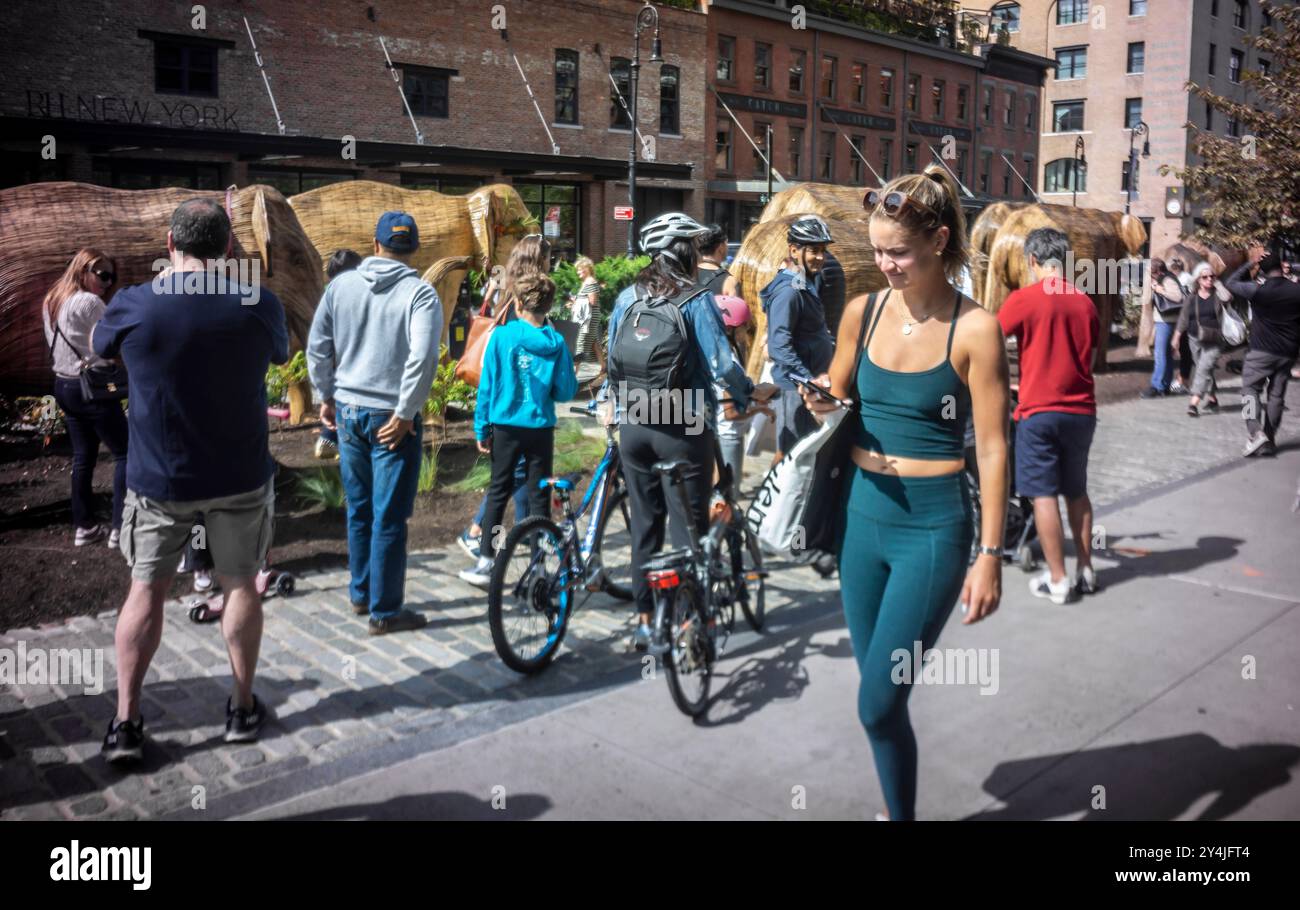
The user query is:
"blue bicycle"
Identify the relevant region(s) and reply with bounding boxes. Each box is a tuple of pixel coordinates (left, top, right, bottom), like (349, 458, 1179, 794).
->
(487, 406, 633, 674)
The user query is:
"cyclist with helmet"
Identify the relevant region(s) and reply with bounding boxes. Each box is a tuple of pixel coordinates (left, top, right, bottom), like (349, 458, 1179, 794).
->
(760, 215, 837, 455)
(605, 212, 778, 652)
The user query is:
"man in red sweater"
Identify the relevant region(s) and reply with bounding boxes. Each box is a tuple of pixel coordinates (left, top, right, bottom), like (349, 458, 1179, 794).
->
(997, 227, 1101, 605)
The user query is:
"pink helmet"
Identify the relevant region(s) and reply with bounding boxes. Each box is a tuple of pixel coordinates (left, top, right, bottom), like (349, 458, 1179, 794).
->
(715, 295, 751, 328)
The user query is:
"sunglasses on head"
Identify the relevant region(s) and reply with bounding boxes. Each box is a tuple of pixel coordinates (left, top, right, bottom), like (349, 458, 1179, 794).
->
(92, 268, 116, 284)
(864, 188, 942, 226)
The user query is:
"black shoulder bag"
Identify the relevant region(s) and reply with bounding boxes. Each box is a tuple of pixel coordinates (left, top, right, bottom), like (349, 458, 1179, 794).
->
(798, 291, 881, 554)
(50, 321, 129, 402)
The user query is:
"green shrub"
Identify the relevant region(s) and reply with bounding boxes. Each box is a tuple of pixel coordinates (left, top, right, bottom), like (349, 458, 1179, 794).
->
(449, 457, 492, 493)
(266, 350, 309, 405)
(296, 467, 346, 510)
(418, 447, 440, 493)
(553, 419, 604, 476)
(424, 346, 476, 439)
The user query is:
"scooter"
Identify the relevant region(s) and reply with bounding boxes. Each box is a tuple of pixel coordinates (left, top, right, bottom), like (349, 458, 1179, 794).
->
(186, 565, 295, 623)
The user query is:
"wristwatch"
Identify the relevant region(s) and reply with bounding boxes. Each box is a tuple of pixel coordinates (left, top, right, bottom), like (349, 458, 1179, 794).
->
(976, 545, 1004, 559)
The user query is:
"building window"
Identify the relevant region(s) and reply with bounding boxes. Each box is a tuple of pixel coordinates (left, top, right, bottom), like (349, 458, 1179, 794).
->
(717, 36, 735, 82)
(1205, 102, 1214, 131)
(991, 2, 1021, 33)
(880, 138, 893, 180)
(789, 49, 806, 94)
(1002, 158, 1012, 196)
(1227, 115, 1241, 137)
(982, 84, 994, 122)
(821, 55, 837, 99)
(932, 79, 945, 118)
(1025, 94, 1036, 130)
(755, 42, 771, 89)
(956, 147, 968, 184)
(1127, 42, 1145, 74)
(398, 173, 483, 194)
(610, 58, 631, 129)
(1121, 158, 1134, 193)
(957, 84, 969, 121)
(248, 167, 353, 195)
(1229, 49, 1243, 83)
(1125, 98, 1143, 129)
(1209, 43, 1217, 75)
(152, 37, 218, 97)
(715, 115, 733, 172)
(516, 182, 581, 262)
(789, 125, 804, 177)
(660, 65, 679, 133)
(1130, 0, 1147, 15)
(1055, 47, 1087, 80)
(979, 150, 992, 192)
(1211, 0, 1219, 16)
(852, 62, 866, 105)
(403, 64, 453, 118)
(554, 49, 578, 125)
(108, 158, 223, 190)
(1053, 100, 1085, 132)
(1233, 0, 1247, 29)
(880, 67, 895, 109)
(1004, 90, 1016, 127)
(907, 74, 921, 112)
(1260, 59, 1271, 77)
(1044, 158, 1086, 193)
(753, 122, 771, 177)
(850, 135, 865, 183)
(905, 142, 919, 174)
(1023, 156, 1035, 196)
(820, 131, 835, 180)
(1057, 0, 1088, 25)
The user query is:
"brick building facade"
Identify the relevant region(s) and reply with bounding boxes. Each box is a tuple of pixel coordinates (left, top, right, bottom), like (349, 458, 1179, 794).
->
(704, 0, 1051, 241)
(0, 0, 709, 261)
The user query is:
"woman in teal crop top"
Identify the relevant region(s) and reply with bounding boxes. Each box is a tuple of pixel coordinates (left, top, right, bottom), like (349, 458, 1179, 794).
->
(800, 165, 1010, 821)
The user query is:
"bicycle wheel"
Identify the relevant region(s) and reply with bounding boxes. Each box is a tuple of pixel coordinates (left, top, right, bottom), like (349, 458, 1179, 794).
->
(664, 577, 713, 718)
(487, 516, 571, 674)
(592, 486, 634, 601)
(733, 525, 767, 632)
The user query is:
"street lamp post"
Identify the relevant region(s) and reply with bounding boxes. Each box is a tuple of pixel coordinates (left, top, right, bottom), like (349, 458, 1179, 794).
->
(1072, 135, 1087, 207)
(627, 1, 663, 257)
(766, 123, 774, 204)
(1125, 120, 1151, 215)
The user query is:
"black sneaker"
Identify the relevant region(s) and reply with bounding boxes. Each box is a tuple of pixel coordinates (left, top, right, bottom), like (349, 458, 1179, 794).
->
(102, 717, 145, 764)
(225, 694, 267, 743)
(351, 600, 369, 616)
(368, 609, 428, 636)
(811, 551, 838, 578)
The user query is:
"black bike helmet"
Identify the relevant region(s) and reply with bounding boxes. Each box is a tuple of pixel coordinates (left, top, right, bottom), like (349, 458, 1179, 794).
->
(787, 215, 834, 246)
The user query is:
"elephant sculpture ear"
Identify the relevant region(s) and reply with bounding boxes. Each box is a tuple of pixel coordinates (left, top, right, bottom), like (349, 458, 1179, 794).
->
(252, 187, 273, 278)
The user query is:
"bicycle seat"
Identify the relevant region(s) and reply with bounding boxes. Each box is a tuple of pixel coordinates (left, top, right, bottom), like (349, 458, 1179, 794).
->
(539, 471, 587, 492)
(651, 459, 689, 479)
(643, 549, 691, 572)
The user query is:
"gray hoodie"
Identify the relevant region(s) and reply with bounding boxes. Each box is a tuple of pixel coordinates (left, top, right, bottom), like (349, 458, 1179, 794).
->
(307, 256, 443, 420)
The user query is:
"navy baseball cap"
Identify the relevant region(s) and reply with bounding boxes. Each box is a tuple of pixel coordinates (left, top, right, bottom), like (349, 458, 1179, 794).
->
(376, 211, 419, 252)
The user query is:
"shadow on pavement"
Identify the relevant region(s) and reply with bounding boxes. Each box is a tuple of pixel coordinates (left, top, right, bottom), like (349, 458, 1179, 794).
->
(1092, 535, 1245, 591)
(275, 790, 552, 821)
(966, 732, 1300, 820)
(699, 631, 854, 729)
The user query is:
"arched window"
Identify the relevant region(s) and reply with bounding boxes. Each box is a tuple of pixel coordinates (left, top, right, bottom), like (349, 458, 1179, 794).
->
(1044, 158, 1086, 193)
(991, 2, 1021, 34)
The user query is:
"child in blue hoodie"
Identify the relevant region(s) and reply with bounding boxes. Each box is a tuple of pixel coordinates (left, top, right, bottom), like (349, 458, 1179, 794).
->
(460, 273, 577, 586)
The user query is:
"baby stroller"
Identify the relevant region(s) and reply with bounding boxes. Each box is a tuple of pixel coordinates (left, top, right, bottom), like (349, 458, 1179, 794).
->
(963, 391, 1038, 571)
(181, 518, 294, 623)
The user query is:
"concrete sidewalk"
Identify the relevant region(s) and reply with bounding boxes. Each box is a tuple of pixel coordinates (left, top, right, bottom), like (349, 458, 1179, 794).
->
(247, 445, 1300, 821)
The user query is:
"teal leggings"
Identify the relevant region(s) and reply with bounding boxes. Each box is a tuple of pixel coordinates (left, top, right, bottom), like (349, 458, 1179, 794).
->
(836, 467, 973, 821)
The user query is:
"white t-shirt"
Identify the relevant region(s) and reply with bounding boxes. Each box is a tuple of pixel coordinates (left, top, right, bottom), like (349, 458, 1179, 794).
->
(44, 290, 110, 379)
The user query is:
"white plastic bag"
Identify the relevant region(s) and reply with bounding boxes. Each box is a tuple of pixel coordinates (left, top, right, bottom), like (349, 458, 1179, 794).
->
(1220, 303, 1247, 347)
(744, 408, 847, 556)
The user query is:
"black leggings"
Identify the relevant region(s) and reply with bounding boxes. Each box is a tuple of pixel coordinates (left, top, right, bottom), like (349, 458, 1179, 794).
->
(619, 422, 714, 615)
(482, 425, 554, 556)
(53, 378, 128, 531)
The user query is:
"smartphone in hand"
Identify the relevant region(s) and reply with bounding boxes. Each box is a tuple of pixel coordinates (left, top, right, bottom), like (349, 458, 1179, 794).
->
(794, 377, 853, 410)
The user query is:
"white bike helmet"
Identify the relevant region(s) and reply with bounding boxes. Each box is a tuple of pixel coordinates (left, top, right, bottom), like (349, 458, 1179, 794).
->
(787, 215, 834, 246)
(639, 212, 707, 254)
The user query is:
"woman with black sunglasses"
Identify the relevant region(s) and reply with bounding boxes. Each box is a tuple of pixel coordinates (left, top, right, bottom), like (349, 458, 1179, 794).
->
(42, 248, 130, 547)
(801, 164, 1009, 820)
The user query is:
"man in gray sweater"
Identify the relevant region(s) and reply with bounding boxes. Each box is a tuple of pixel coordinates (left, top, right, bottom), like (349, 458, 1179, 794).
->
(307, 212, 442, 634)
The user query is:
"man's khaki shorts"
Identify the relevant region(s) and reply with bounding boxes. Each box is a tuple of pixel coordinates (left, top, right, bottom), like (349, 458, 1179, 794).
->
(119, 480, 275, 583)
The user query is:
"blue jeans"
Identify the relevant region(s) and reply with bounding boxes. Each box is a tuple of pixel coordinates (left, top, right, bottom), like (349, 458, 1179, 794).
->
(472, 457, 529, 530)
(1150, 320, 1175, 392)
(338, 404, 422, 619)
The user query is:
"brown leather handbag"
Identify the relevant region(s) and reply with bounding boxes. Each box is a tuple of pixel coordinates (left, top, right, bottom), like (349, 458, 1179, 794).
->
(456, 296, 511, 387)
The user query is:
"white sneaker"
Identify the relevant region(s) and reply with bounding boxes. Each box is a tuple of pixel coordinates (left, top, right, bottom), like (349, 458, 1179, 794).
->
(75, 524, 107, 547)
(193, 569, 213, 593)
(1243, 432, 1269, 457)
(107, 528, 120, 549)
(1075, 566, 1098, 595)
(458, 557, 494, 589)
(1029, 571, 1072, 605)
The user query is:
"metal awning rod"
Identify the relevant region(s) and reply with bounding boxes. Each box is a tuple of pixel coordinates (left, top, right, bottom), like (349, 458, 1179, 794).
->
(512, 52, 561, 155)
(708, 85, 786, 184)
(1000, 153, 1040, 202)
(607, 70, 652, 159)
(380, 37, 424, 145)
(243, 17, 286, 136)
(821, 106, 883, 185)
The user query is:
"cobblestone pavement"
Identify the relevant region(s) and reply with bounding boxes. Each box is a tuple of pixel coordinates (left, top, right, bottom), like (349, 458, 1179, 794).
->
(2, 370, 1295, 820)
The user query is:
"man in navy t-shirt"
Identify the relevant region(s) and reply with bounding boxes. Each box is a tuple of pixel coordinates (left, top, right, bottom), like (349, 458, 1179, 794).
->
(92, 198, 288, 763)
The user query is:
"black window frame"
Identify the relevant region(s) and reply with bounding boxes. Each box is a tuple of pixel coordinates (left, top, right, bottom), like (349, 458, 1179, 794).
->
(880, 137, 893, 180)
(789, 48, 807, 95)
(991, 2, 1021, 32)
(1025, 93, 1036, 131)
(554, 49, 579, 125)
(880, 67, 895, 110)
(148, 34, 222, 98)
(753, 120, 772, 177)
(957, 84, 969, 121)
(1229, 49, 1243, 83)
(850, 135, 866, 184)
(907, 73, 921, 113)
(1055, 46, 1088, 80)
(852, 61, 867, 106)
(1044, 158, 1086, 193)
(1125, 97, 1143, 129)
(1209, 43, 1217, 75)
(715, 113, 733, 173)
(1127, 42, 1145, 75)
(1057, 0, 1088, 25)
(755, 42, 772, 89)
(1052, 99, 1085, 132)
(932, 78, 945, 119)
(789, 125, 804, 177)
(1130, 0, 1147, 15)
(820, 129, 836, 179)
(717, 35, 736, 83)
(401, 63, 456, 119)
(610, 57, 632, 130)
(660, 64, 680, 134)
(821, 54, 838, 100)
(1233, 0, 1247, 29)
